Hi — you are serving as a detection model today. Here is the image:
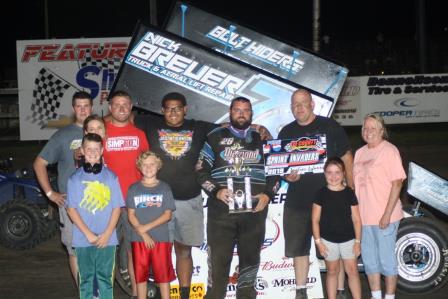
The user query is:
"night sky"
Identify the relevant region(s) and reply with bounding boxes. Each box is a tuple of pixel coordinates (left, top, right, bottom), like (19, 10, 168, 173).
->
(1, 0, 447, 72)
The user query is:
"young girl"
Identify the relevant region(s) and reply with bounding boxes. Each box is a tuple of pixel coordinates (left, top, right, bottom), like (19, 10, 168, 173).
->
(126, 151, 176, 299)
(83, 114, 106, 138)
(311, 157, 362, 299)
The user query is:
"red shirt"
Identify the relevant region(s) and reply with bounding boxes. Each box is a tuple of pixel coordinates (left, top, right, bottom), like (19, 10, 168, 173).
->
(103, 121, 150, 199)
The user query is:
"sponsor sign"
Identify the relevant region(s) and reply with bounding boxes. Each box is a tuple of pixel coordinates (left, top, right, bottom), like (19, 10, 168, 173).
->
(263, 136, 327, 176)
(111, 22, 335, 138)
(360, 74, 448, 124)
(16, 37, 130, 140)
(165, 1, 348, 102)
(332, 77, 361, 126)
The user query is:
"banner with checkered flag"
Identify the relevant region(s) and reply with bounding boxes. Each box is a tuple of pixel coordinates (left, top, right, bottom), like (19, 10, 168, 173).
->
(79, 46, 122, 73)
(28, 68, 76, 128)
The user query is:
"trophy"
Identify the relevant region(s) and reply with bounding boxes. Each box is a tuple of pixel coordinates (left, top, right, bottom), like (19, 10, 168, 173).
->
(225, 157, 253, 213)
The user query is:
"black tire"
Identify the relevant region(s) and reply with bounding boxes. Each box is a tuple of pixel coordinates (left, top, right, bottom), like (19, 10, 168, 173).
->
(0, 199, 48, 250)
(396, 217, 448, 294)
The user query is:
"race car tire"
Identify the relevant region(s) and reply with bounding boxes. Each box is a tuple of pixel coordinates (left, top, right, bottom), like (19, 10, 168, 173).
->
(396, 217, 448, 294)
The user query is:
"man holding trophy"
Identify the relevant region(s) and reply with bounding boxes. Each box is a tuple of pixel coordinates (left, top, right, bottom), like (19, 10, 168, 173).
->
(196, 96, 278, 299)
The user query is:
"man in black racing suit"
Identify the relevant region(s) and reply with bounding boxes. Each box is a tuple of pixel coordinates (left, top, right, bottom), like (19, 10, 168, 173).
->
(196, 96, 278, 299)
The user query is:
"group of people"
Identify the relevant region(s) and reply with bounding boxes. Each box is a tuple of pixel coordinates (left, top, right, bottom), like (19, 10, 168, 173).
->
(33, 88, 406, 299)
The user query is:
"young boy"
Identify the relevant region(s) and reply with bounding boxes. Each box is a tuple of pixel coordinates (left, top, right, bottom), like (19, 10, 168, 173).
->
(67, 133, 123, 299)
(126, 151, 176, 299)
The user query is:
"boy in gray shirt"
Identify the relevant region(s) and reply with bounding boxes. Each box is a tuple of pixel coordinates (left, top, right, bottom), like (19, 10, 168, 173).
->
(127, 151, 176, 299)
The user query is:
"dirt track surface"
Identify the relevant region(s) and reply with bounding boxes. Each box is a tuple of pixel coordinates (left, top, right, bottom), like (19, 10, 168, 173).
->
(1, 235, 447, 299)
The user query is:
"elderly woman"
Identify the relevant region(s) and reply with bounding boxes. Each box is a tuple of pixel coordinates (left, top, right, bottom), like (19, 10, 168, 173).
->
(353, 114, 406, 299)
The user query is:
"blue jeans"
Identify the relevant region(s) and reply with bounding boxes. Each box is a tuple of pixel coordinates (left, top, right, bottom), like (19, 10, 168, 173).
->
(361, 221, 399, 276)
(76, 246, 116, 299)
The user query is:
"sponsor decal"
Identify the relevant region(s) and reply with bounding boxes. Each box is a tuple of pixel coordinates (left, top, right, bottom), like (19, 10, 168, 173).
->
(393, 98, 420, 108)
(206, 26, 305, 75)
(171, 283, 205, 299)
(126, 32, 245, 104)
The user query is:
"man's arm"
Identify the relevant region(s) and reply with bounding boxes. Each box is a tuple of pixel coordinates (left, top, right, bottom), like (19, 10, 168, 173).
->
(33, 156, 65, 206)
(341, 150, 354, 189)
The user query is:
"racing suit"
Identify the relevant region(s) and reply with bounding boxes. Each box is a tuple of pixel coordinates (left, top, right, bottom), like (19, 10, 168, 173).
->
(197, 126, 277, 299)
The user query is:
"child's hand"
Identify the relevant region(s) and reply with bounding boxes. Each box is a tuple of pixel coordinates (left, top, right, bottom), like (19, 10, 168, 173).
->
(87, 232, 99, 244)
(353, 242, 361, 257)
(317, 243, 328, 258)
(135, 224, 147, 235)
(142, 234, 155, 249)
(95, 232, 111, 248)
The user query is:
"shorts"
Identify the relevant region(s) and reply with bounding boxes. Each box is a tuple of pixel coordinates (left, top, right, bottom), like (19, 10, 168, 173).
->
(321, 238, 356, 261)
(361, 221, 399, 276)
(117, 209, 132, 251)
(131, 241, 176, 283)
(283, 206, 312, 257)
(168, 194, 204, 246)
(59, 207, 75, 255)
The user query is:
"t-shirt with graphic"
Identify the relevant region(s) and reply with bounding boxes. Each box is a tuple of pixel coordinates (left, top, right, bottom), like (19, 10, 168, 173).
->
(38, 124, 83, 193)
(103, 121, 150, 199)
(135, 114, 217, 200)
(278, 116, 350, 210)
(126, 180, 176, 242)
(313, 186, 358, 243)
(67, 166, 124, 247)
(354, 140, 406, 225)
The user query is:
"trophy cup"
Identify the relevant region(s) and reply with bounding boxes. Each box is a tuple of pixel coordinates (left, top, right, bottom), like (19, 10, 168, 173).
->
(225, 157, 253, 213)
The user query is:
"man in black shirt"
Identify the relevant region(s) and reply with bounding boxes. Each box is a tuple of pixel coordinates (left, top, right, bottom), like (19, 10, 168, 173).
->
(278, 89, 354, 299)
(135, 92, 216, 299)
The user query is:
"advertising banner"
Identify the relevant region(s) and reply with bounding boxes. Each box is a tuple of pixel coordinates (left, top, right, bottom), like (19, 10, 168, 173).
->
(112, 22, 334, 139)
(165, 1, 348, 102)
(332, 77, 361, 126)
(16, 37, 130, 140)
(360, 74, 448, 124)
(169, 188, 324, 299)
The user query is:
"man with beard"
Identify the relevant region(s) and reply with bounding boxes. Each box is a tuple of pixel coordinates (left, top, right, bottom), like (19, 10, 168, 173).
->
(135, 92, 272, 299)
(196, 96, 277, 299)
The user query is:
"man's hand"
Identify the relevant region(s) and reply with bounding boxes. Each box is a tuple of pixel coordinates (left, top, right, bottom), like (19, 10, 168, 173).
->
(48, 191, 66, 207)
(254, 125, 273, 141)
(217, 188, 233, 204)
(253, 193, 270, 212)
(284, 170, 300, 183)
(73, 147, 83, 161)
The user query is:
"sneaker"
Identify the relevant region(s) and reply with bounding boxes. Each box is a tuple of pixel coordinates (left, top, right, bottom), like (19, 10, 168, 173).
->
(336, 289, 347, 299)
(295, 288, 308, 299)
